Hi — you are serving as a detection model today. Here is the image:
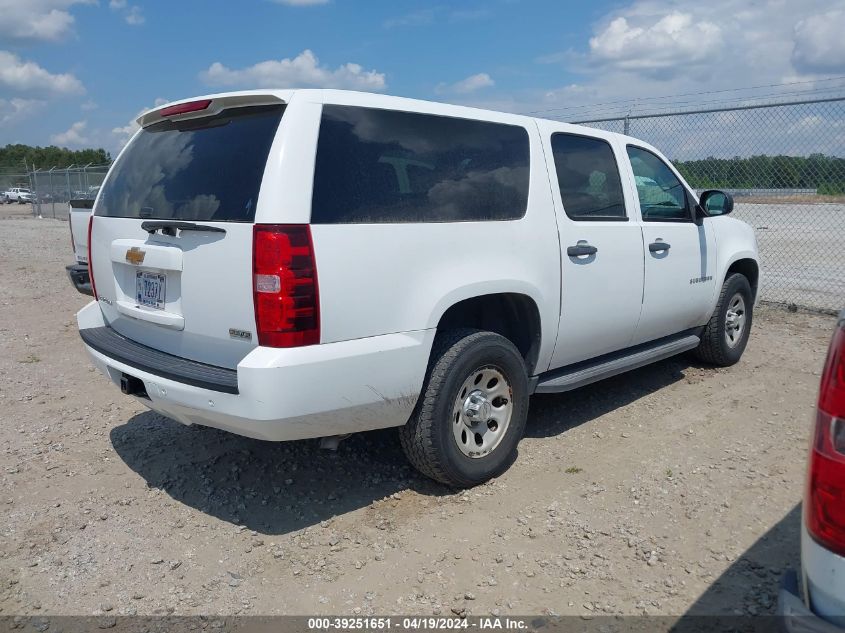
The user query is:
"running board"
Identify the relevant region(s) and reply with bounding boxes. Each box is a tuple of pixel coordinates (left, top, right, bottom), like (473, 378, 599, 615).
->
(534, 333, 700, 394)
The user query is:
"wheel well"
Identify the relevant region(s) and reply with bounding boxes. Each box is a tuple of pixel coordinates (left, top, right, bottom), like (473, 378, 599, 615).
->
(436, 293, 541, 374)
(726, 258, 759, 301)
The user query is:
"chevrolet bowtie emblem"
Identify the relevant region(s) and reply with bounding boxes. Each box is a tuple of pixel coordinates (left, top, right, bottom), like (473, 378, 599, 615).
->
(125, 247, 146, 265)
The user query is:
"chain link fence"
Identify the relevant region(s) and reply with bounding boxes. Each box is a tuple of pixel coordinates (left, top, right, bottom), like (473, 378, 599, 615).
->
(27, 164, 110, 220)
(574, 96, 845, 313)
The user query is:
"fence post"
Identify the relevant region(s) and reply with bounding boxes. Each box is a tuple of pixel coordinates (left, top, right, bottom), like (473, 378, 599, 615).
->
(623, 115, 630, 136)
(28, 168, 37, 218)
(66, 165, 74, 215)
(48, 168, 56, 218)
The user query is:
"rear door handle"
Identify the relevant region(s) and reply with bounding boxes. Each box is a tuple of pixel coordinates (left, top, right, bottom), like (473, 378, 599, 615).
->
(567, 244, 598, 257)
(649, 241, 671, 252)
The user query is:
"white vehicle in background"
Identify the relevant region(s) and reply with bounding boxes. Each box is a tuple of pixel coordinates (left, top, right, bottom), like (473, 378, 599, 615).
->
(4, 187, 33, 203)
(66, 198, 94, 295)
(779, 310, 845, 630)
(76, 89, 760, 487)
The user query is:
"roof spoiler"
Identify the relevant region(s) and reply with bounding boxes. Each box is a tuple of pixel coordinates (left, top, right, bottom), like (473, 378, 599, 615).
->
(136, 93, 286, 128)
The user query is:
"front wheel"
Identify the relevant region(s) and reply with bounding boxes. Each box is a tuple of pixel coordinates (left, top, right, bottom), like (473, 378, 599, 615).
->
(399, 329, 529, 488)
(694, 273, 753, 366)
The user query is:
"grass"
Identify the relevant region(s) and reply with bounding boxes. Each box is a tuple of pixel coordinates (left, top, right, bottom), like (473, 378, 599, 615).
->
(565, 466, 583, 474)
(18, 354, 40, 364)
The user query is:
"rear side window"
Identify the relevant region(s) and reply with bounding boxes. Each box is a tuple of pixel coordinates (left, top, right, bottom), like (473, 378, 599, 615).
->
(97, 105, 284, 222)
(311, 105, 530, 223)
(551, 133, 626, 221)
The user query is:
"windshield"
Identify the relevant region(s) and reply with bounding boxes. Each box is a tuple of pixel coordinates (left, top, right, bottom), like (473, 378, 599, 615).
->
(97, 104, 284, 222)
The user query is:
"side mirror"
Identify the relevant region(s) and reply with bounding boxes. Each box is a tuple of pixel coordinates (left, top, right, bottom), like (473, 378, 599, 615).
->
(698, 190, 734, 217)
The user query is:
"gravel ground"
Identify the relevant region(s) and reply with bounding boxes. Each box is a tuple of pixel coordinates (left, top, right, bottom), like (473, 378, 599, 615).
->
(0, 212, 837, 618)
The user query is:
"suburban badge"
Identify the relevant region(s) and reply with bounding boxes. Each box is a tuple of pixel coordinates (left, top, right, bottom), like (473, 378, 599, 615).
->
(229, 328, 252, 341)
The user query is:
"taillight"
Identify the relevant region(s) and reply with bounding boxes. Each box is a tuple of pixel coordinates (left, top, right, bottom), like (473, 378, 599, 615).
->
(819, 323, 845, 418)
(252, 225, 319, 347)
(87, 215, 97, 300)
(806, 319, 845, 555)
(159, 100, 212, 117)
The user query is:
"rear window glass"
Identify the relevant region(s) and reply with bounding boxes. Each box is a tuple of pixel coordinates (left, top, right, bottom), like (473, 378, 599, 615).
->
(97, 105, 284, 222)
(311, 105, 530, 223)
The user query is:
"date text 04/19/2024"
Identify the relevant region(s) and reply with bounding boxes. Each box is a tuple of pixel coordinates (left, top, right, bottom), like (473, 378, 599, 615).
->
(306, 617, 530, 631)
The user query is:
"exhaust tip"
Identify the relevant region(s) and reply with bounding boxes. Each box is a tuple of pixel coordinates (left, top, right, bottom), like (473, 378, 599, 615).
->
(319, 434, 351, 451)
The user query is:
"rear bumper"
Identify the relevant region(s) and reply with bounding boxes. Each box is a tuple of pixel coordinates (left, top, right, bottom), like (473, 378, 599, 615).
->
(801, 525, 845, 626)
(66, 263, 93, 296)
(80, 325, 238, 393)
(779, 568, 844, 632)
(76, 301, 433, 442)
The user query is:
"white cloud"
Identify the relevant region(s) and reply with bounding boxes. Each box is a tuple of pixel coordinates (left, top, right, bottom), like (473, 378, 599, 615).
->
(521, 0, 845, 124)
(437, 73, 495, 95)
(109, 0, 144, 25)
(50, 120, 89, 146)
(111, 97, 168, 147)
(200, 50, 386, 91)
(111, 119, 139, 146)
(384, 9, 436, 28)
(0, 0, 93, 42)
(588, 11, 722, 76)
(384, 7, 490, 28)
(449, 9, 491, 22)
(271, 0, 329, 5)
(125, 5, 144, 24)
(0, 50, 85, 95)
(792, 9, 845, 74)
(80, 99, 98, 111)
(0, 98, 45, 127)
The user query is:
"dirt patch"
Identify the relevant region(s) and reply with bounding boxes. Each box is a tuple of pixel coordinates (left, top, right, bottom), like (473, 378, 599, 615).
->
(0, 202, 37, 221)
(0, 216, 835, 617)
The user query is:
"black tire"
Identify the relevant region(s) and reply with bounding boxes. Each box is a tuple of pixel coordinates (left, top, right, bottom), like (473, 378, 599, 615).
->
(399, 329, 529, 488)
(694, 273, 753, 366)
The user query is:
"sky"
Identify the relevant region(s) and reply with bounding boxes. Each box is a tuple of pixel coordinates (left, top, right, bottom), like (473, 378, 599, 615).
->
(0, 0, 844, 158)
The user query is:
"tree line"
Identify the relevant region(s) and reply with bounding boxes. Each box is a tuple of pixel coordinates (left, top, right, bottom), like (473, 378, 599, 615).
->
(674, 153, 845, 195)
(0, 144, 111, 172)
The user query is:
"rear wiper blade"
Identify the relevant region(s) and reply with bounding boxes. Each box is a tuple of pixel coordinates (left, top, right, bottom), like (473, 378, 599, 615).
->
(141, 221, 226, 236)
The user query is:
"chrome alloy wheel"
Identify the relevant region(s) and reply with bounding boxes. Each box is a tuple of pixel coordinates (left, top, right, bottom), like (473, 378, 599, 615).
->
(452, 366, 513, 458)
(724, 293, 747, 348)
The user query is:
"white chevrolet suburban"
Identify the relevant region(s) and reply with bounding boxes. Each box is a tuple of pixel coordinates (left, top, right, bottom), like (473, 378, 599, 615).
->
(77, 90, 759, 487)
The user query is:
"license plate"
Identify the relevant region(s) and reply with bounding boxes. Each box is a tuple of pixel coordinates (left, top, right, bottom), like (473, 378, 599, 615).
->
(135, 271, 166, 310)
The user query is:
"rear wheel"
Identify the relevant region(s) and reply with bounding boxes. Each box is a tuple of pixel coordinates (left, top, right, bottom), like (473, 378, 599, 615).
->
(694, 273, 753, 366)
(399, 329, 529, 488)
